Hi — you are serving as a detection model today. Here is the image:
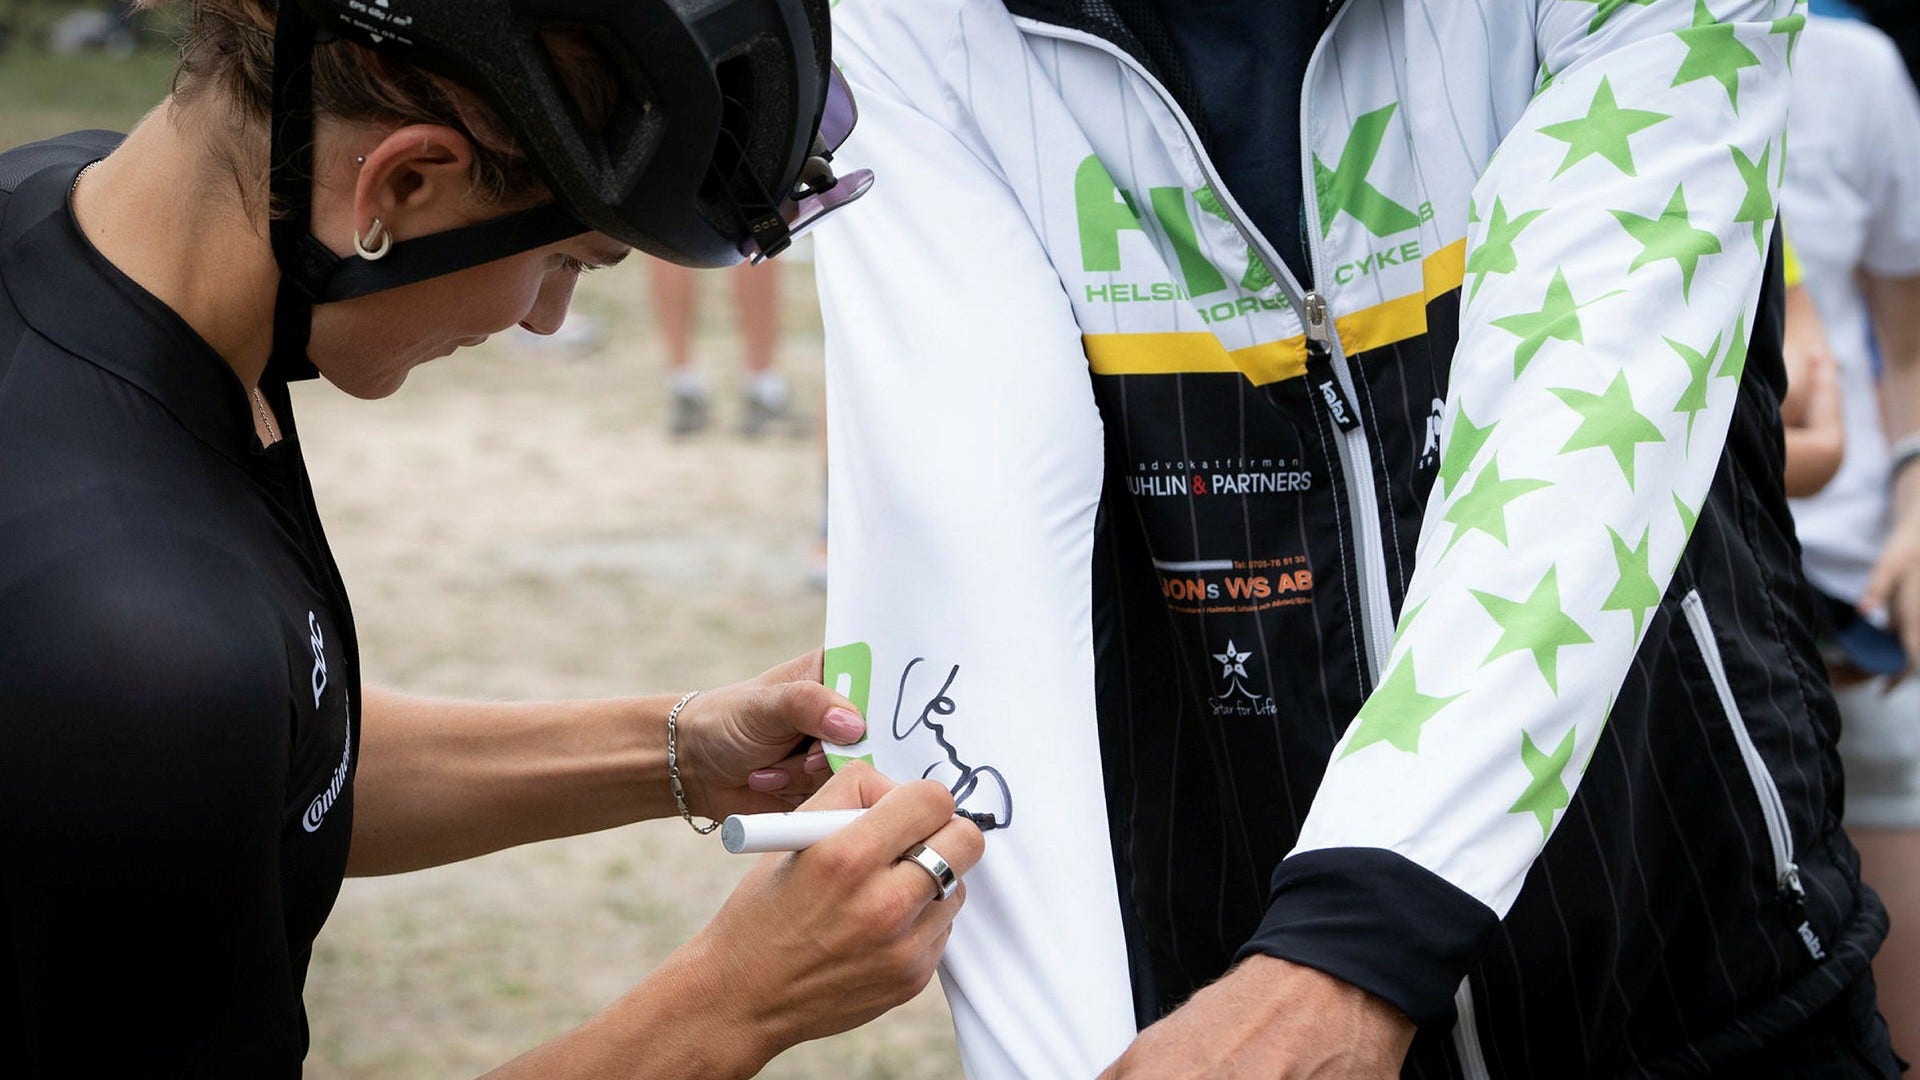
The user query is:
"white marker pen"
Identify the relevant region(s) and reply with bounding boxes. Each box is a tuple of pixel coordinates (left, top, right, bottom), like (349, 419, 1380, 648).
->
(722, 807, 999, 853)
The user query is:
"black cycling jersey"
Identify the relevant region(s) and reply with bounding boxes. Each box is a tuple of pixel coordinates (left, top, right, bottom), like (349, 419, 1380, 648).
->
(0, 132, 359, 1077)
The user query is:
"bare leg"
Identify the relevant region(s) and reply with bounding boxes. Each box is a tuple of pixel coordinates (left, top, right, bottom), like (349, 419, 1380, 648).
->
(732, 259, 781, 375)
(650, 262, 709, 434)
(650, 261, 697, 374)
(1855, 826, 1920, 1060)
(734, 261, 791, 435)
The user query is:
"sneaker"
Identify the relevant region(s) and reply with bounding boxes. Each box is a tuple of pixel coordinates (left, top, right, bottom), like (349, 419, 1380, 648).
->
(739, 393, 792, 438)
(669, 388, 711, 436)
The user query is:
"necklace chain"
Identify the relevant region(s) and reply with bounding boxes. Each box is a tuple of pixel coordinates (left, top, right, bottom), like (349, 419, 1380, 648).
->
(70, 160, 98, 196)
(251, 386, 278, 444)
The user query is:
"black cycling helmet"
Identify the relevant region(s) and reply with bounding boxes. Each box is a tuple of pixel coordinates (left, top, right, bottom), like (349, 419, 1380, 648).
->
(265, 0, 870, 377)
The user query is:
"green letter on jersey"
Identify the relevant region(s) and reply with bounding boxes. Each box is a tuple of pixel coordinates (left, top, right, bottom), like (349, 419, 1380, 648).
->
(1314, 103, 1422, 238)
(1194, 186, 1275, 294)
(1076, 155, 1144, 272)
(1150, 187, 1228, 297)
(822, 641, 874, 769)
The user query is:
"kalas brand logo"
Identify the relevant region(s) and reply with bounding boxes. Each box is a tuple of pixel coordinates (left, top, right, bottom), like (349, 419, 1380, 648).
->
(1209, 640, 1279, 718)
(1317, 379, 1354, 429)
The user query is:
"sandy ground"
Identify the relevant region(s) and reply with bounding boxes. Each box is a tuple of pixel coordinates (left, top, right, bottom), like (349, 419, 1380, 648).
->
(292, 260, 964, 1078)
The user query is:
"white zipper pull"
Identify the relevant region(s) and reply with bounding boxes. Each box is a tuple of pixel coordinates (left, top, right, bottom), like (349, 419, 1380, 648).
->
(1781, 863, 1806, 903)
(1303, 291, 1335, 355)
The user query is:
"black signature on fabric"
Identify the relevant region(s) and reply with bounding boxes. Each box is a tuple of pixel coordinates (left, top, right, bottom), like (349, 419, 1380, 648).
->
(892, 657, 1013, 830)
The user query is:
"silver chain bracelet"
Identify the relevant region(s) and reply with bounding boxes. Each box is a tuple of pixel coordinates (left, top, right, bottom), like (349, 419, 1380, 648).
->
(665, 690, 720, 835)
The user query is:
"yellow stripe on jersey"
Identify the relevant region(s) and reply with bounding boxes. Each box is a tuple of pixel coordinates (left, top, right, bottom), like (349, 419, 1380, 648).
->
(1084, 239, 1468, 386)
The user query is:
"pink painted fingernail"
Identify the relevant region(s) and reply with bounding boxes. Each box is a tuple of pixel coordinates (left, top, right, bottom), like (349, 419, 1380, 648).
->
(804, 752, 830, 773)
(823, 708, 865, 744)
(749, 769, 790, 791)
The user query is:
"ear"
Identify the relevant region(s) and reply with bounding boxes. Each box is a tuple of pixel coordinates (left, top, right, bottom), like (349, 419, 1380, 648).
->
(352, 124, 482, 246)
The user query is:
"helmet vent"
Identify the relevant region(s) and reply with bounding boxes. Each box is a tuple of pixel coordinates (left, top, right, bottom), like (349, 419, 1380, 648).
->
(532, 21, 660, 203)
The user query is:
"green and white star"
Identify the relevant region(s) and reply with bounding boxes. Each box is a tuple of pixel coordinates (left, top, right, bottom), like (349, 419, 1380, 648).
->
(1492, 268, 1624, 376)
(1552, 370, 1666, 488)
(1602, 525, 1663, 637)
(1731, 142, 1775, 254)
(1510, 727, 1579, 835)
(1565, 0, 1657, 35)
(1612, 184, 1723, 301)
(1444, 455, 1554, 551)
(1437, 406, 1497, 498)
(1718, 314, 1750, 382)
(1672, 0, 1762, 110)
(1674, 491, 1701, 538)
(1467, 198, 1548, 300)
(1473, 565, 1594, 693)
(1341, 653, 1463, 759)
(1771, 11, 1807, 66)
(1667, 331, 1722, 442)
(1538, 77, 1669, 177)
(1391, 599, 1429, 651)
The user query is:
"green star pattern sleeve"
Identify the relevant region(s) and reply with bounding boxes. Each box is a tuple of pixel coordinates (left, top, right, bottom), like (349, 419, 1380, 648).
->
(1290, 0, 1799, 917)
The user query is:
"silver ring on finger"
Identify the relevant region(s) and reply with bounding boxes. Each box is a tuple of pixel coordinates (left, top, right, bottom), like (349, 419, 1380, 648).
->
(898, 841, 959, 901)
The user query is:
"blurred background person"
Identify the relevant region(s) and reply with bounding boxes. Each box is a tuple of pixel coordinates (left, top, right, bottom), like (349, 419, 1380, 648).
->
(1781, 239, 1848, 498)
(653, 259, 797, 438)
(1783, 4, 1920, 1055)
(1847, 0, 1920, 85)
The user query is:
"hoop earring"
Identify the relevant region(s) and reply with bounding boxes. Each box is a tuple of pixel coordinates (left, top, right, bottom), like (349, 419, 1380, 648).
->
(354, 218, 392, 261)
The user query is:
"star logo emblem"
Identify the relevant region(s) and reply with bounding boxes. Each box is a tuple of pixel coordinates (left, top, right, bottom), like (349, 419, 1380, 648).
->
(1213, 640, 1253, 680)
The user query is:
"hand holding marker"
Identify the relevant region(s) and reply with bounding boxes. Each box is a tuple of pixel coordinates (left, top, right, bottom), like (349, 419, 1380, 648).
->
(763, 644, 1000, 854)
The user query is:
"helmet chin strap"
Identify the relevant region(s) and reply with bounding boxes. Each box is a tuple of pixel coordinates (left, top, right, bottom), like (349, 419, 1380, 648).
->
(267, 4, 587, 383)
(267, 0, 323, 382)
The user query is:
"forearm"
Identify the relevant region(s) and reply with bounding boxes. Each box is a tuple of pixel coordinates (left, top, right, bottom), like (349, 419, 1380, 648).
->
(348, 686, 680, 876)
(482, 938, 775, 1080)
(1869, 275, 1920, 525)
(1784, 428, 1845, 496)
(1781, 284, 1844, 496)
(1863, 275, 1920, 652)
(1885, 362, 1920, 524)
(1871, 276, 1920, 443)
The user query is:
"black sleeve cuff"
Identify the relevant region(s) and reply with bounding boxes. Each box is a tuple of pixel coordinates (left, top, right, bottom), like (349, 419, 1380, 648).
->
(1235, 847, 1499, 1028)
